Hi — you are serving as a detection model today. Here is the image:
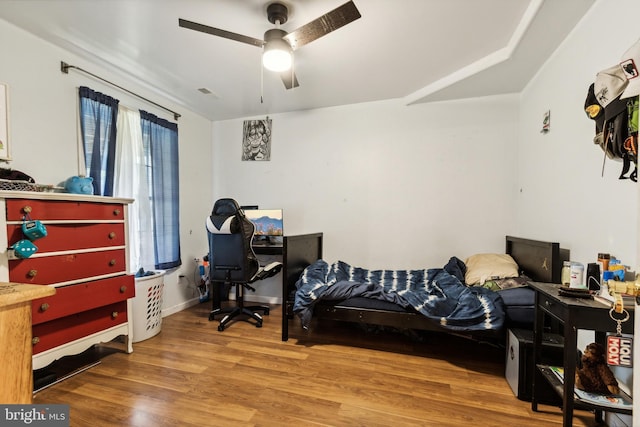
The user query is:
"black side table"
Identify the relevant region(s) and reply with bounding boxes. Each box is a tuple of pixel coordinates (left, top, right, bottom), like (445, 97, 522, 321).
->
(529, 282, 634, 427)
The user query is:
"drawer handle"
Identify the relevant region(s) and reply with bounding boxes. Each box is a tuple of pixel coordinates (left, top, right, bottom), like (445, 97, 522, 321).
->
(111, 311, 119, 319)
(23, 206, 32, 214)
(545, 300, 552, 308)
(109, 259, 116, 266)
(108, 232, 116, 239)
(40, 303, 50, 312)
(27, 269, 38, 278)
(32, 336, 40, 345)
(120, 286, 127, 293)
(113, 209, 121, 216)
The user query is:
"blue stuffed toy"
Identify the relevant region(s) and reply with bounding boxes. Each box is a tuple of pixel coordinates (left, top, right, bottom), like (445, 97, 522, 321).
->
(64, 176, 94, 194)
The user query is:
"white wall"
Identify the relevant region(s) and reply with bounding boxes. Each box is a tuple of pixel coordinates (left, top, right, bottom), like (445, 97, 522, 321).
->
(517, 0, 638, 267)
(213, 95, 520, 275)
(0, 18, 213, 316)
(517, 1, 639, 425)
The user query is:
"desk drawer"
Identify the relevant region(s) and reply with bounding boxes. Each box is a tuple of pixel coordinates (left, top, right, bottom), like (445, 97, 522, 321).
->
(31, 275, 134, 325)
(9, 249, 127, 284)
(6, 199, 124, 221)
(537, 292, 567, 320)
(32, 301, 128, 354)
(7, 223, 125, 252)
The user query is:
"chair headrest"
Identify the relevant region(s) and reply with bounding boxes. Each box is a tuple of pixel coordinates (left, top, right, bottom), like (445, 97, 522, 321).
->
(206, 214, 240, 235)
(212, 198, 241, 216)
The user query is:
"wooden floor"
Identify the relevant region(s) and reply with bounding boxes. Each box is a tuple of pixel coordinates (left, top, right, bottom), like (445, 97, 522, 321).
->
(33, 302, 602, 426)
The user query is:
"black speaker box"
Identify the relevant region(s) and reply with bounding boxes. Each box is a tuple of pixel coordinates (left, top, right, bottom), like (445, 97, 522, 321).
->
(505, 328, 564, 403)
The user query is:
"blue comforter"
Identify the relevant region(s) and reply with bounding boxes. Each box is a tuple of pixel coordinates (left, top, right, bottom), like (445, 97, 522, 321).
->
(293, 258, 505, 332)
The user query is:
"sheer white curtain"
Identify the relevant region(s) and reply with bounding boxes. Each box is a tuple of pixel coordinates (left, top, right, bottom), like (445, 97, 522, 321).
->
(114, 106, 155, 273)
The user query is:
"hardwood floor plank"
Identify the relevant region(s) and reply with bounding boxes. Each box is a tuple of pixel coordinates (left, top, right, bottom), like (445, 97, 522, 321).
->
(33, 302, 601, 426)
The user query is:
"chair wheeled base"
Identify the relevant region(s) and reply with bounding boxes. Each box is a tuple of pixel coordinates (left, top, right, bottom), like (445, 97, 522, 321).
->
(209, 306, 269, 331)
(208, 278, 270, 331)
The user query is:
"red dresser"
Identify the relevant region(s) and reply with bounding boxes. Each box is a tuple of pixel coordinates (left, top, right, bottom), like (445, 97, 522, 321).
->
(0, 191, 135, 370)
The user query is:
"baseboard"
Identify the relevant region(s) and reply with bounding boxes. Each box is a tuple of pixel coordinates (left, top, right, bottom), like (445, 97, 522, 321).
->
(161, 295, 282, 318)
(243, 295, 282, 305)
(162, 297, 202, 318)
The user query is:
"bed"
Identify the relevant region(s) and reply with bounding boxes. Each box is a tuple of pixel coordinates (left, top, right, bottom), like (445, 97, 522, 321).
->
(280, 234, 568, 342)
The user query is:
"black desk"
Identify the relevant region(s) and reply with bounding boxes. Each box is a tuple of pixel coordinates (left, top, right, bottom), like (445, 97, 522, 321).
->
(255, 234, 324, 342)
(253, 244, 283, 256)
(529, 282, 634, 427)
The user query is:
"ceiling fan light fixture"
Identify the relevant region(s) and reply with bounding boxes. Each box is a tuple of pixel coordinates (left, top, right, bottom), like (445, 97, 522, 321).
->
(262, 28, 292, 72)
(263, 45, 292, 72)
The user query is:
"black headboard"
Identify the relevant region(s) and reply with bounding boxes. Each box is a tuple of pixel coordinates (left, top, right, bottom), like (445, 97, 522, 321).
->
(505, 236, 569, 283)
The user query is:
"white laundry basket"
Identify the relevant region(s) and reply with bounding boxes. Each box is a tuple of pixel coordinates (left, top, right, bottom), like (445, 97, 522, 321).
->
(132, 270, 165, 343)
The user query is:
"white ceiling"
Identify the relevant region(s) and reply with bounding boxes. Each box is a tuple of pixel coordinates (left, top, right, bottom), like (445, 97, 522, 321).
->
(0, 0, 595, 121)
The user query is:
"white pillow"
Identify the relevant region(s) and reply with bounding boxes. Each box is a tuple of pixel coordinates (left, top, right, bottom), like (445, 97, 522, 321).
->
(464, 253, 519, 285)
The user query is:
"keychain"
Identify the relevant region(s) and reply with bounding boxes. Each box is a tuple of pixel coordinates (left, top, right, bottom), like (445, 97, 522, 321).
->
(8, 209, 47, 259)
(607, 308, 632, 367)
(21, 212, 47, 240)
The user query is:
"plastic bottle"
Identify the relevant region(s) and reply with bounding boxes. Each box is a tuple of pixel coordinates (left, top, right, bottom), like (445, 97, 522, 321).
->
(561, 261, 571, 286)
(569, 262, 585, 289)
(597, 253, 610, 273)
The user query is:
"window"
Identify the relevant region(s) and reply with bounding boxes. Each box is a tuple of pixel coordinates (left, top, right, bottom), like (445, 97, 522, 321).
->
(79, 87, 181, 271)
(140, 110, 181, 269)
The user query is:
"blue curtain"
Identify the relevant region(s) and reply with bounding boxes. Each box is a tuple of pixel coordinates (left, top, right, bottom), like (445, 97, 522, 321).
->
(78, 86, 119, 196)
(140, 110, 181, 269)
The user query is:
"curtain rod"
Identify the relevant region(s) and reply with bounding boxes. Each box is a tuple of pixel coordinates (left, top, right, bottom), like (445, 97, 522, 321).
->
(60, 61, 181, 121)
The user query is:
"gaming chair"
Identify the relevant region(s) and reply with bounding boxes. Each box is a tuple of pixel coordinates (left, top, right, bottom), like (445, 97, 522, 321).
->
(205, 198, 282, 331)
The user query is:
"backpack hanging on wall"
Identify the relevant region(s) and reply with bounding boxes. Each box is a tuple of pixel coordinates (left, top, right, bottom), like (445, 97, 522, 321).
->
(586, 64, 638, 182)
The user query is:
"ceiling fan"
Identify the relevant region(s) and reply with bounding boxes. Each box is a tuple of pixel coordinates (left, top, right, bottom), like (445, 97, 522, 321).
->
(178, 1, 361, 89)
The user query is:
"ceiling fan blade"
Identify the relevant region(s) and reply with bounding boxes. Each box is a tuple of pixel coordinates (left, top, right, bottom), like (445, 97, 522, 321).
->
(178, 18, 264, 48)
(280, 70, 299, 90)
(283, 1, 361, 50)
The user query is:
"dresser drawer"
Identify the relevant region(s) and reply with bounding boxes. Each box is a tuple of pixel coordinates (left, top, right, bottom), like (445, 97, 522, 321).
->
(9, 249, 127, 284)
(6, 199, 124, 221)
(32, 301, 128, 354)
(7, 222, 125, 252)
(31, 275, 134, 325)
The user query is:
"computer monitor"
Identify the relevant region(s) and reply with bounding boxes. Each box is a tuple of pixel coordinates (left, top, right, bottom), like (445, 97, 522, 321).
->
(243, 208, 283, 246)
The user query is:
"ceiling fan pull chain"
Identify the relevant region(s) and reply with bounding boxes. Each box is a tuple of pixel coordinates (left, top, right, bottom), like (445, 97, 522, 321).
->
(291, 56, 295, 90)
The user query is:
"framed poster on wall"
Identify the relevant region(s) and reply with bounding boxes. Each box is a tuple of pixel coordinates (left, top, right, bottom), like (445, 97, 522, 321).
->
(0, 83, 10, 161)
(242, 118, 271, 161)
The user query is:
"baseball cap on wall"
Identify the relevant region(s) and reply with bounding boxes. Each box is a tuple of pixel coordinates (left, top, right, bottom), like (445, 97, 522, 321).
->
(620, 39, 640, 99)
(594, 64, 629, 121)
